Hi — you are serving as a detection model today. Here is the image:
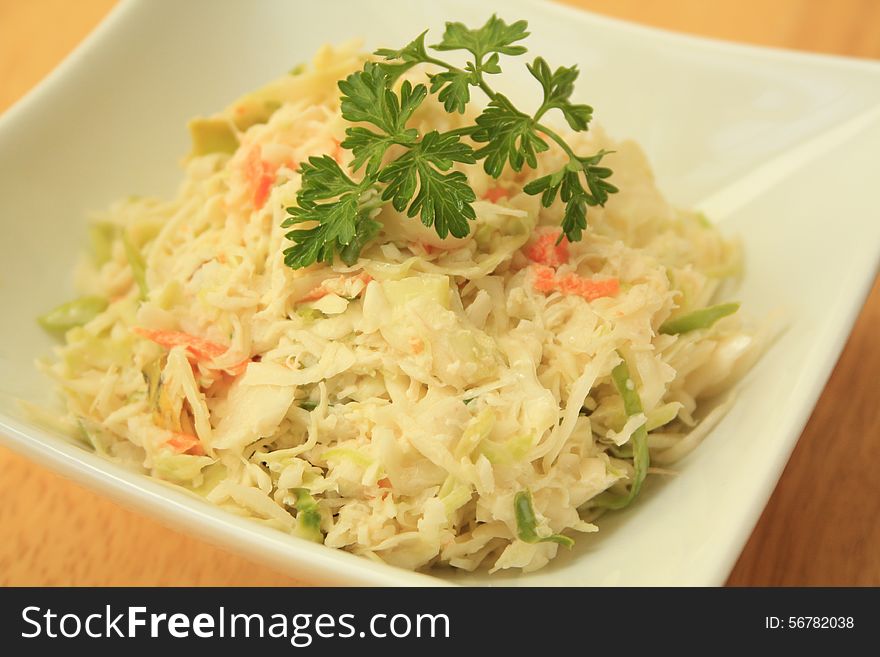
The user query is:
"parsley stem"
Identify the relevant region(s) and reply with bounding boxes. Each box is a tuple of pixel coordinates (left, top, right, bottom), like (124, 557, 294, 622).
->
(421, 55, 463, 75)
(422, 55, 450, 70)
(535, 122, 579, 161)
(475, 78, 499, 102)
(533, 102, 551, 123)
(445, 125, 482, 137)
(470, 54, 499, 101)
(420, 54, 576, 163)
(420, 55, 501, 103)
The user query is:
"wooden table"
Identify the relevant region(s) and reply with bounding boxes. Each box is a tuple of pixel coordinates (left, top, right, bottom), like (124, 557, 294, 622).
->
(1, 0, 877, 586)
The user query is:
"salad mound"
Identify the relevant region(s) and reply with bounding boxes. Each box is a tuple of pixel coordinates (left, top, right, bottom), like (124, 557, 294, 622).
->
(35, 34, 761, 573)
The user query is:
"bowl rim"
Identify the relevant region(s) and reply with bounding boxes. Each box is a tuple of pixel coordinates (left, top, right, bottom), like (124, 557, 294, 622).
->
(1, 0, 878, 587)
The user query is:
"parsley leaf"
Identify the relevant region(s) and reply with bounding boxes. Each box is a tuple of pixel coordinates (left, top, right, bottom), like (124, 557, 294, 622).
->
(379, 130, 477, 238)
(560, 174, 590, 243)
(375, 31, 430, 82)
(339, 65, 425, 175)
(528, 56, 593, 131)
(294, 154, 363, 203)
(428, 69, 474, 114)
(522, 151, 617, 242)
(579, 151, 618, 206)
(342, 127, 396, 175)
(472, 94, 548, 176)
(432, 15, 529, 62)
(339, 63, 426, 137)
(338, 211, 383, 266)
(282, 156, 378, 268)
(521, 167, 566, 206)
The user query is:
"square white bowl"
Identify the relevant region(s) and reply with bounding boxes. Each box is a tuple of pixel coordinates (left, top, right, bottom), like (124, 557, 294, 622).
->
(1, 0, 878, 586)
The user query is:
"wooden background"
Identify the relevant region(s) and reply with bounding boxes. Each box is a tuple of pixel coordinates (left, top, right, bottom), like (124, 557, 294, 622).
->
(1, 0, 877, 586)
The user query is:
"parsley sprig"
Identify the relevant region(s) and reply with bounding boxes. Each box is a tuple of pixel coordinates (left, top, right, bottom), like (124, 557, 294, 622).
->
(283, 15, 617, 269)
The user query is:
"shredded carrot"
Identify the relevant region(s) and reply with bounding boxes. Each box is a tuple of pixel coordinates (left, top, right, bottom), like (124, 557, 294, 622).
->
(253, 174, 274, 209)
(482, 186, 513, 203)
(407, 242, 441, 256)
(376, 476, 393, 499)
(557, 273, 620, 301)
(526, 230, 569, 267)
(331, 138, 345, 165)
(530, 265, 619, 302)
(302, 289, 331, 303)
(132, 327, 227, 361)
(532, 264, 558, 293)
(244, 145, 279, 209)
(227, 359, 250, 377)
(167, 432, 205, 456)
(299, 284, 333, 303)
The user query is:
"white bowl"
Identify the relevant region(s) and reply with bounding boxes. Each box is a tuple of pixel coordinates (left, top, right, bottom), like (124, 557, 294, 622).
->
(1, 0, 878, 586)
